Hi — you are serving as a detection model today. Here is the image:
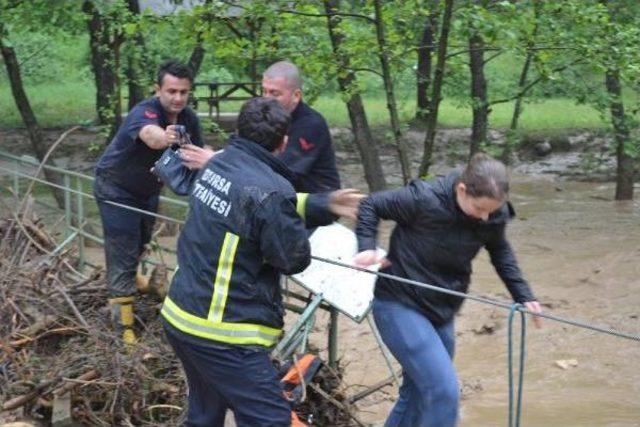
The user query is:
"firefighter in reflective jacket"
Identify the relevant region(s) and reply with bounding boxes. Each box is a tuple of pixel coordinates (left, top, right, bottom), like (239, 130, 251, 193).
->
(161, 97, 358, 426)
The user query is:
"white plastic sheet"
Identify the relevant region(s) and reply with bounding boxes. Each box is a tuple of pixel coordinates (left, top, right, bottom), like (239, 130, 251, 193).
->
(291, 223, 385, 322)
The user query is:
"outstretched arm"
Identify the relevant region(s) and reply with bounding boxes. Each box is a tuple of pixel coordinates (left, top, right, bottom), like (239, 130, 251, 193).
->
(300, 189, 365, 228)
(486, 227, 542, 328)
(139, 124, 177, 150)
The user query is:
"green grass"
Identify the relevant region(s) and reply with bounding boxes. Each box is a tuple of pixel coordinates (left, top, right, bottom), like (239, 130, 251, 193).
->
(313, 95, 606, 131)
(0, 81, 96, 129)
(0, 79, 608, 132)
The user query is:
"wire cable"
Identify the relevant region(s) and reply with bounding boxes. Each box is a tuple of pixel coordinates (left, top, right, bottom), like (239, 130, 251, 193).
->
(311, 255, 640, 343)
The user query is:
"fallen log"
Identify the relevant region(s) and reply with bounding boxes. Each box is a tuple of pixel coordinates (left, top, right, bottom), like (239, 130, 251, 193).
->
(2, 380, 56, 412)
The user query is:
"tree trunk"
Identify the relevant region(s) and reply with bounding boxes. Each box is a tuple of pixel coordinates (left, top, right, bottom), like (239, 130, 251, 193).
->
(113, 35, 123, 134)
(83, 0, 120, 141)
(599, 0, 634, 200)
(373, 0, 411, 183)
(126, 51, 146, 110)
(605, 69, 634, 200)
(323, 0, 386, 191)
(468, 31, 487, 158)
(0, 32, 65, 209)
(419, 0, 454, 177)
(126, 0, 147, 109)
(188, 44, 206, 77)
(187, 0, 214, 78)
(247, 17, 262, 85)
(502, 0, 540, 164)
(501, 50, 534, 164)
(415, 0, 439, 122)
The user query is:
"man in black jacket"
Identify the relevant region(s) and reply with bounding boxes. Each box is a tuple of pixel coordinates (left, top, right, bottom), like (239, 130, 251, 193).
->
(162, 97, 353, 426)
(262, 60, 341, 193)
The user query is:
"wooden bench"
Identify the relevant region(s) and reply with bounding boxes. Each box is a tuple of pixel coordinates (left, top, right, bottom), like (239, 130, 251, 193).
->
(190, 81, 261, 120)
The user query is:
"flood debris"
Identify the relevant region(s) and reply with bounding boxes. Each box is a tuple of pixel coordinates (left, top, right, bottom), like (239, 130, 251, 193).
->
(294, 362, 364, 426)
(0, 199, 362, 426)
(554, 359, 579, 370)
(471, 322, 499, 335)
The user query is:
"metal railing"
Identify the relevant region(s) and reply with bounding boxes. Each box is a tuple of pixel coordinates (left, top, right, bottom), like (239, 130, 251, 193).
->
(0, 150, 188, 272)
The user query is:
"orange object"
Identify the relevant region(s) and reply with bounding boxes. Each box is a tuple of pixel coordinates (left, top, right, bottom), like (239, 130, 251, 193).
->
(291, 411, 307, 427)
(282, 354, 318, 385)
(280, 353, 323, 424)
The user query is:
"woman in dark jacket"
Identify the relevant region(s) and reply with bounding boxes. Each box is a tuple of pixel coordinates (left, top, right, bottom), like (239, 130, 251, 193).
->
(354, 153, 542, 427)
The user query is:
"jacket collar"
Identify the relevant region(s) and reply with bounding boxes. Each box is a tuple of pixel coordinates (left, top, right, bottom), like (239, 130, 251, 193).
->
(228, 135, 297, 187)
(149, 97, 169, 125)
(290, 100, 306, 122)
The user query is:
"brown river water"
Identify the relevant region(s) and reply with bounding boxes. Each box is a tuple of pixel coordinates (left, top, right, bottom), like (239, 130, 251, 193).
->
(295, 175, 640, 426)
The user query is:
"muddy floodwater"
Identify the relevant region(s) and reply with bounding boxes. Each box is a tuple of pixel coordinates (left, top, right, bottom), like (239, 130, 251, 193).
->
(295, 175, 640, 427)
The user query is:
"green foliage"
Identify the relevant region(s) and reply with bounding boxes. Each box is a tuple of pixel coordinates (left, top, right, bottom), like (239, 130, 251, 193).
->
(0, 30, 93, 85)
(0, 0, 93, 86)
(543, 0, 640, 159)
(200, 117, 228, 144)
(1, 0, 86, 34)
(0, 0, 637, 148)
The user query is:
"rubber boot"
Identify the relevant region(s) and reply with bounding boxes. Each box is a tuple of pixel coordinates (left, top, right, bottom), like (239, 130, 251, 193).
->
(108, 296, 136, 345)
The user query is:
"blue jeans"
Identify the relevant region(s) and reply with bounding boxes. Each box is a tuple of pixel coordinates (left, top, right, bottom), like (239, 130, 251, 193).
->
(373, 298, 459, 427)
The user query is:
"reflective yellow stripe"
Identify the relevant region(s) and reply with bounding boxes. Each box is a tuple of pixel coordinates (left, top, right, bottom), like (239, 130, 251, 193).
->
(208, 232, 239, 322)
(296, 193, 309, 219)
(161, 296, 281, 346)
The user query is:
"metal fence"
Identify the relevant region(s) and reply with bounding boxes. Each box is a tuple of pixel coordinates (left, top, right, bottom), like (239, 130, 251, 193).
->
(0, 150, 188, 272)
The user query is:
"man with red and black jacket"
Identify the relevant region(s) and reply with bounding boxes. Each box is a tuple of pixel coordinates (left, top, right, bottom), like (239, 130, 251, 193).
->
(94, 60, 203, 344)
(262, 60, 340, 193)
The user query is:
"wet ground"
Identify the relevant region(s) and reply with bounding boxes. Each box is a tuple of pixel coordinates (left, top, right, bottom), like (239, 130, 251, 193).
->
(1, 128, 639, 426)
(301, 176, 640, 426)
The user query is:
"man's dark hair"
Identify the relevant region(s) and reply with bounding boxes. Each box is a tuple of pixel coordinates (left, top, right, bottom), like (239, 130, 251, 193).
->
(458, 152, 509, 200)
(156, 60, 194, 86)
(237, 98, 290, 151)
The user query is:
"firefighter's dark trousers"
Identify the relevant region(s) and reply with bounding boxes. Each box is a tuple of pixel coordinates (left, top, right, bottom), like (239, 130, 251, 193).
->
(94, 174, 158, 298)
(164, 323, 291, 427)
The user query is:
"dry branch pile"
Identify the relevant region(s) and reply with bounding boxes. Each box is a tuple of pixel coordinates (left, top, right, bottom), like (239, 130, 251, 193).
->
(0, 198, 360, 426)
(0, 197, 185, 426)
